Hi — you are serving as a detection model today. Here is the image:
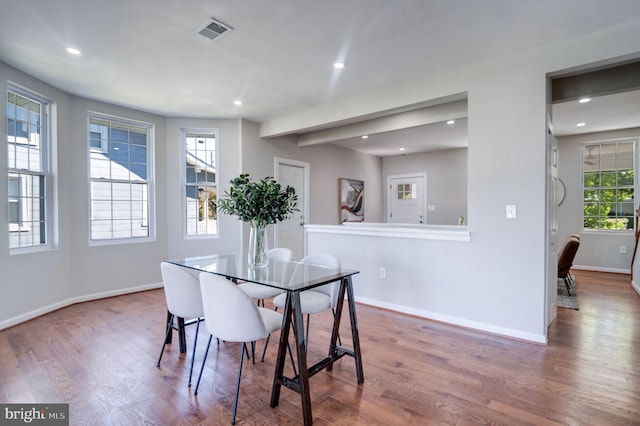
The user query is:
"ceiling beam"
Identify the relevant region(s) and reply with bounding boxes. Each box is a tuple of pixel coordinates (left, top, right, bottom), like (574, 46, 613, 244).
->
(297, 99, 467, 147)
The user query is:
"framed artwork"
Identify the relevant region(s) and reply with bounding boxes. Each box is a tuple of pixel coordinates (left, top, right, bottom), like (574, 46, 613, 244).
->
(339, 178, 364, 222)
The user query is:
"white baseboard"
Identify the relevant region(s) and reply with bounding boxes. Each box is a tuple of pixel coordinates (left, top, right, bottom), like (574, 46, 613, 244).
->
(0, 282, 164, 331)
(631, 279, 640, 296)
(572, 264, 630, 274)
(354, 296, 547, 344)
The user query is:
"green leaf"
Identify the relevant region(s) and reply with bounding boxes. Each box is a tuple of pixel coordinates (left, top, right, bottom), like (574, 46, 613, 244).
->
(217, 174, 299, 226)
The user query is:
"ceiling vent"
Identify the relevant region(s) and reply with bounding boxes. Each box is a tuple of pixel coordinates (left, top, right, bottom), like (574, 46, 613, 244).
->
(195, 17, 233, 42)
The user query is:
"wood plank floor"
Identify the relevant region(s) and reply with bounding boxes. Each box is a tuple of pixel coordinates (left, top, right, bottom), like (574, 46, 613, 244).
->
(1, 270, 639, 425)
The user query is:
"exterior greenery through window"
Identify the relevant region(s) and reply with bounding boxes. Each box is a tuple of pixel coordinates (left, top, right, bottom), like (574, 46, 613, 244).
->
(7, 86, 51, 250)
(583, 140, 636, 231)
(88, 114, 153, 241)
(183, 129, 217, 236)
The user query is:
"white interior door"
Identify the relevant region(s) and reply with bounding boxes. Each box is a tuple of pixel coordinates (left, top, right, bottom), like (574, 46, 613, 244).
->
(388, 174, 426, 224)
(546, 122, 559, 327)
(275, 158, 309, 261)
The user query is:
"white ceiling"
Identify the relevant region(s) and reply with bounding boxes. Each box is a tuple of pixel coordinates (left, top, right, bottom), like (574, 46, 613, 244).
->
(2, 1, 640, 156)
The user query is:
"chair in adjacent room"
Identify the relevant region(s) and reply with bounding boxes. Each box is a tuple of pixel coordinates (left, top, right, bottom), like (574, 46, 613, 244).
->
(237, 247, 293, 306)
(565, 234, 581, 285)
(157, 262, 205, 387)
(272, 253, 341, 349)
(195, 272, 283, 425)
(558, 235, 580, 296)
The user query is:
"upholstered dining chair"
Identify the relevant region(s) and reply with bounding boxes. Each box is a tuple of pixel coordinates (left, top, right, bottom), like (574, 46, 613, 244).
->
(157, 262, 205, 387)
(558, 235, 580, 296)
(238, 247, 293, 306)
(272, 253, 341, 349)
(565, 233, 580, 286)
(195, 272, 283, 425)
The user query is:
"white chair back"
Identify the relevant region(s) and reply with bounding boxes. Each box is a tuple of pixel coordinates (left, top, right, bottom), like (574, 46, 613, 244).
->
(294, 253, 341, 307)
(161, 262, 204, 319)
(267, 247, 293, 262)
(199, 272, 270, 342)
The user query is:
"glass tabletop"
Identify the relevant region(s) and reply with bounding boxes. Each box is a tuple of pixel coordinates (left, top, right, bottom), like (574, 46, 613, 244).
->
(166, 253, 359, 293)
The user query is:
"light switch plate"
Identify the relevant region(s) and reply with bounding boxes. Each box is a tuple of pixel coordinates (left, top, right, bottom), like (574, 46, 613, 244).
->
(506, 205, 517, 219)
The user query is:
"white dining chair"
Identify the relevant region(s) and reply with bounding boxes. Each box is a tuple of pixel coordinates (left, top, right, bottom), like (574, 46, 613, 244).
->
(272, 253, 341, 349)
(157, 262, 204, 387)
(237, 247, 293, 306)
(195, 272, 283, 425)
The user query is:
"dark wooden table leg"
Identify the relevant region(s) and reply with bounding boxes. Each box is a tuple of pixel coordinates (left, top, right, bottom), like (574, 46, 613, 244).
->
(327, 278, 348, 372)
(177, 317, 187, 354)
(345, 276, 364, 384)
(271, 292, 292, 408)
(291, 292, 313, 425)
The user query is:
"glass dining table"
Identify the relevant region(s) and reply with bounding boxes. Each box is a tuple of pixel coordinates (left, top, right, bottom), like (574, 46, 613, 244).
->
(165, 253, 364, 426)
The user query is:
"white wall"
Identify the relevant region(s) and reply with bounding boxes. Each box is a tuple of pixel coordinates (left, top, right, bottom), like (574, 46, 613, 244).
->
(277, 20, 640, 341)
(165, 117, 242, 260)
(0, 64, 246, 329)
(0, 62, 74, 325)
(240, 119, 383, 228)
(558, 127, 640, 273)
(68, 97, 169, 297)
(382, 148, 468, 225)
(3, 19, 640, 337)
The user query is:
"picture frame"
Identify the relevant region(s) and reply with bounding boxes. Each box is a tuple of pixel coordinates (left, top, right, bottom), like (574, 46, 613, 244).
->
(339, 178, 364, 222)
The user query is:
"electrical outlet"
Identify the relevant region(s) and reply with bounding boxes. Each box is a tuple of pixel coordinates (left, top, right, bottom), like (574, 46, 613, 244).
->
(379, 267, 386, 279)
(620, 245, 627, 254)
(506, 205, 517, 219)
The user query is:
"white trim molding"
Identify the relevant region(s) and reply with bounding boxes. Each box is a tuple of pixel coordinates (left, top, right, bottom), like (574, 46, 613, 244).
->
(307, 223, 471, 242)
(0, 282, 163, 331)
(355, 296, 547, 344)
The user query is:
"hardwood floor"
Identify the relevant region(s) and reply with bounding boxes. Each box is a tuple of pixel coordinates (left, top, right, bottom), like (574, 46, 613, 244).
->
(1, 270, 639, 425)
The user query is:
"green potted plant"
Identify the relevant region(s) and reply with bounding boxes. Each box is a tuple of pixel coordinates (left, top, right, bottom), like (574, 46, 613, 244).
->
(217, 173, 298, 267)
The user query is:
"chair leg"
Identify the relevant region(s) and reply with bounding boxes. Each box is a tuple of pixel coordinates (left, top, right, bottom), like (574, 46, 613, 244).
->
(231, 343, 246, 425)
(157, 313, 175, 367)
(243, 343, 251, 361)
(564, 277, 572, 296)
(261, 334, 270, 362)
(187, 318, 201, 386)
(194, 335, 213, 395)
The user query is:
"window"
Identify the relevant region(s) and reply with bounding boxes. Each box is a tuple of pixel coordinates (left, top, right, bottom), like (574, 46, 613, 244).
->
(183, 129, 217, 236)
(88, 114, 153, 241)
(397, 183, 417, 200)
(583, 140, 636, 231)
(7, 86, 51, 250)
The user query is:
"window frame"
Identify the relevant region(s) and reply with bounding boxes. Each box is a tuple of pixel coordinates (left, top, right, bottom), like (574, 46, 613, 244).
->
(87, 112, 155, 245)
(181, 127, 219, 239)
(581, 138, 637, 233)
(7, 84, 54, 253)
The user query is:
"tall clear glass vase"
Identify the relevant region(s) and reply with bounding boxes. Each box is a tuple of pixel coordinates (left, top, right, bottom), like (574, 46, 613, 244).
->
(248, 224, 268, 268)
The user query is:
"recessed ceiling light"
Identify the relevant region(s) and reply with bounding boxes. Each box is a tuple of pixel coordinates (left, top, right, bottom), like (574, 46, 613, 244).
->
(333, 62, 345, 69)
(361, 135, 368, 139)
(446, 120, 455, 125)
(66, 47, 81, 55)
(233, 100, 242, 106)
(578, 98, 591, 103)
(399, 147, 405, 151)
(576, 122, 586, 127)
